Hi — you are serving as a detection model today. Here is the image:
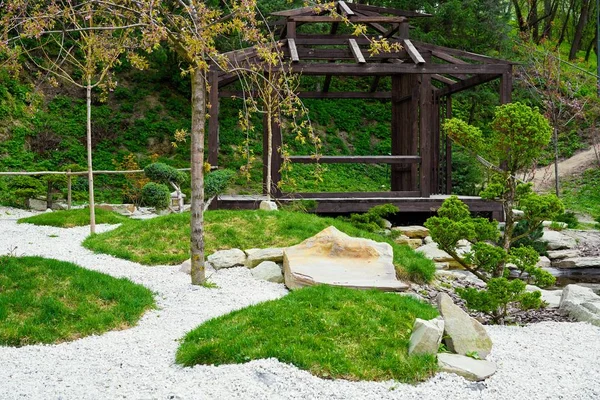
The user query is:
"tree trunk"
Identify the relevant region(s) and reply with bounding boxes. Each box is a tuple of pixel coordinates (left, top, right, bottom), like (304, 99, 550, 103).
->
(190, 68, 206, 285)
(46, 179, 53, 210)
(266, 108, 273, 200)
(585, 31, 597, 61)
(541, 0, 558, 40)
(512, 0, 528, 33)
(86, 83, 96, 234)
(569, 0, 591, 60)
(557, 0, 575, 49)
(529, 0, 539, 42)
(499, 174, 516, 278)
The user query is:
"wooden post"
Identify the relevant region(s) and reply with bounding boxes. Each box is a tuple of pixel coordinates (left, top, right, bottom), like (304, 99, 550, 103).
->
(398, 21, 409, 39)
(67, 169, 72, 210)
(500, 66, 513, 104)
(208, 69, 220, 167)
(419, 74, 433, 198)
(391, 74, 418, 192)
(263, 113, 282, 197)
(445, 97, 453, 195)
(431, 95, 440, 194)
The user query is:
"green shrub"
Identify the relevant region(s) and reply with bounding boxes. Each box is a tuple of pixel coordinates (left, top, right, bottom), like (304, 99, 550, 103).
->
(142, 182, 170, 210)
(347, 204, 399, 232)
(144, 162, 187, 186)
(7, 176, 45, 207)
(555, 211, 579, 229)
(205, 169, 235, 198)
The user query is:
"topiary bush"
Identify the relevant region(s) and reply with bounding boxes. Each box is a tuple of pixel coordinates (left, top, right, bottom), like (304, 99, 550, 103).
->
(347, 204, 399, 232)
(144, 162, 187, 186)
(142, 182, 170, 210)
(205, 169, 235, 198)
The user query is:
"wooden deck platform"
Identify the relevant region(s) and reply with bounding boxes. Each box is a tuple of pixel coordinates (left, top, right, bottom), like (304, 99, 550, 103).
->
(212, 194, 504, 221)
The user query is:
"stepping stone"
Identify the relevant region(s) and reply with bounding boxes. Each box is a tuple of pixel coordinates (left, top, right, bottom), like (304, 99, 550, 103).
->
(553, 257, 600, 269)
(438, 353, 497, 381)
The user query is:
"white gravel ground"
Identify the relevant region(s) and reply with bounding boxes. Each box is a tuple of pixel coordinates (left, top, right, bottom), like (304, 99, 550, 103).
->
(1, 207, 600, 400)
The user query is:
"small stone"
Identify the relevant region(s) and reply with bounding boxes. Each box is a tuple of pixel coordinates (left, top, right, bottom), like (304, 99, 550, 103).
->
(547, 249, 580, 260)
(424, 236, 434, 244)
(437, 353, 497, 381)
(259, 200, 278, 211)
(179, 259, 191, 274)
(251, 261, 284, 283)
(392, 225, 429, 238)
(207, 248, 247, 270)
(408, 317, 444, 355)
(245, 248, 284, 268)
(394, 235, 422, 249)
(536, 256, 551, 268)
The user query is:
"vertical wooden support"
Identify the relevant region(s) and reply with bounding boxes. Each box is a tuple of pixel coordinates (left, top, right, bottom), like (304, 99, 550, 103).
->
(500, 66, 513, 104)
(263, 113, 282, 197)
(208, 69, 220, 167)
(67, 169, 72, 210)
(419, 74, 433, 198)
(391, 74, 418, 191)
(431, 95, 440, 194)
(398, 21, 410, 39)
(445, 96, 453, 195)
(287, 21, 297, 38)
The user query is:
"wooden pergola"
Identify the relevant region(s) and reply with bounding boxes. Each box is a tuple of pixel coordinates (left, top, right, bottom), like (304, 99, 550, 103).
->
(207, 2, 511, 218)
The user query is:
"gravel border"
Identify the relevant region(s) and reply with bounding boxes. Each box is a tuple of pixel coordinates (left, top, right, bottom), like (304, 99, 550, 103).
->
(1, 211, 599, 399)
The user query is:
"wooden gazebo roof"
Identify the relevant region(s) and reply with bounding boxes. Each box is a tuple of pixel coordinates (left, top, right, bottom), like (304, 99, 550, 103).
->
(215, 1, 513, 102)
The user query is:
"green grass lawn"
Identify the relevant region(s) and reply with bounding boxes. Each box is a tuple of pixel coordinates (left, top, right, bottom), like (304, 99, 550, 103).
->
(18, 208, 129, 228)
(0, 256, 155, 347)
(561, 167, 600, 219)
(83, 210, 436, 282)
(176, 285, 438, 382)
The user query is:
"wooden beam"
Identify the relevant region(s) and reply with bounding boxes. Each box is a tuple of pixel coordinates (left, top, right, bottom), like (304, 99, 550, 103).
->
(219, 91, 396, 99)
(419, 73, 433, 197)
(348, 39, 366, 64)
(287, 155, 421, 164)
(436, 74, 500, 97)
(349, 3, 431, 18)
(294, 36, 401, 45)
(500, 67, 513, 104)
(274, 63, 512, 75)
(279, 191, 422, 199)
(285, 47, 408, 61)
(403, 39, 425, 65)
(290, 16, 407, 23)
(271, 6, 318, 17)
(431, 74, 457, 85)
(287, 21, 296, 38)
(208, 69, 220, 167)
(413, 41, 511, 64)
(288, 38, 300, 62)
(431, 50, 468, 64)
(445, 96, 452, 195)
(338, 1, 354, 16)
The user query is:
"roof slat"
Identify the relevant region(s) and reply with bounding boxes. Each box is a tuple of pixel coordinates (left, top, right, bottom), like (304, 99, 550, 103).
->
(403, 39, 425, 65)
(349, 39, 366, 64)
(288, 39, 300, 62)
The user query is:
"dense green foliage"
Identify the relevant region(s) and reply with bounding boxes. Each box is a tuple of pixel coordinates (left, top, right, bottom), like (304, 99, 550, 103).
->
(561, 167, 600, 218)
(205, 169, 235, 198)
(176, 284, 438, 382)
(18, 207, 129, 227)
(141, 182, 171, 210)
(346, 204, 399, 232)
(83, 210, 436, 282)
(0, 256, 155, 346)
(144, 163, 187, 186)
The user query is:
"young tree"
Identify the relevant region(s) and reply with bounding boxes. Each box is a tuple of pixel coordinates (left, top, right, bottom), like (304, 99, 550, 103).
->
(143, 162, 187, 212)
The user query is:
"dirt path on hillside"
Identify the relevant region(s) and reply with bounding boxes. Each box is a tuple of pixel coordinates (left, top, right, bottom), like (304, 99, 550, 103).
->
(531, 147, 599, 192)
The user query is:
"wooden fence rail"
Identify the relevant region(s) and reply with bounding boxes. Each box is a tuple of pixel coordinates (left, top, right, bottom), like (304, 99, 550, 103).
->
(0, 168, 192, 210)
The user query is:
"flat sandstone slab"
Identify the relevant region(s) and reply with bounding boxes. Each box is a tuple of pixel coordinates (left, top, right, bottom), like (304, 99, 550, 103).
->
(283, 226, 408, 292)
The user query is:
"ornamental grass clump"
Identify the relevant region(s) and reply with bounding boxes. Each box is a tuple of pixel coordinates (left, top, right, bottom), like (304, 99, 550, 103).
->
(427, 103, 563, 324)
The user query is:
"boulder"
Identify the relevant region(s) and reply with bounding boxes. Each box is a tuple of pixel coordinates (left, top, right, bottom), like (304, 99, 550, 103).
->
(394, 235, 422, 249)
(98, 203, 136, 215)
(540, 230, 577, 250)
(536, 256, 551, 268)
(437, 293, 493, 359)
(416, 243, 462, 268)
(525, 285, 562, 308)
(382, 219, 392, 229)
(392, 225, 429, 239)
(283, 226, 408, 291)
(259, 200, 278, 211)
(553, 257, 600, 269)
(437, 353, 497, 381)
(207, 249, 246, 270)
(251, 261, 284, 283)
(435, 270, 486, 288)
(542, 221, 568, 229)
(547, 249, 580, 260)
(559, 285, 600, 326)
(408, 317, 444, 355)
(245, 248, 284, 268)
(27, 198, 48, 211)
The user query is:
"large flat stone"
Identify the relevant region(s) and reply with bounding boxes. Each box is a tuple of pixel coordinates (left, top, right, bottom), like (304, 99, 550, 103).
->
(283, 226, 408, 292)
(553, 257, 600, 269)
(416, 243, 462, 268)
(547, 249, 581, 260)
(392, 225, 429, 238)
(438, 293, 493, 359)
(245, 248, 284, 268)
(540, 230, 577, 250)
(394, 235, 422, 249)
(438, 353, 497, 381)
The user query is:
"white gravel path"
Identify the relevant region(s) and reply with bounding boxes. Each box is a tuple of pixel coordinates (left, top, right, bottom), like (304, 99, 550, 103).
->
(1, 209, 599, 400)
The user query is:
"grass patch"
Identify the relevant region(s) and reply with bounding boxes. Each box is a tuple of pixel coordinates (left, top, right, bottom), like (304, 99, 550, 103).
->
(18, 208, 129, 228)
(176, 285, 438, 382)
(83, 210, 436, 282)
(0, 256, 155, 347)
(561, 167, 600, 219)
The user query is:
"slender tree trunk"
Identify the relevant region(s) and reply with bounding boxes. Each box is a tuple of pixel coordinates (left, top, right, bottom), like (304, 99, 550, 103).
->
(500, 175, 516, 277)
(585, 31, 597, 61)
(557, 0, 575, 49)
(86, 83, 96, 234)
(266, 108, 273, 200)
(46, 180, 53, 210)
(190, 68, 206, 285)
(529, 0, 539, 42)
(553, 125, 560, 196)
(569, 0, 591, 60)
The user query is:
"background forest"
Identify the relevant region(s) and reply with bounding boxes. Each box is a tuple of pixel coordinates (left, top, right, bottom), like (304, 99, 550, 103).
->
(0, 0, 599, 218)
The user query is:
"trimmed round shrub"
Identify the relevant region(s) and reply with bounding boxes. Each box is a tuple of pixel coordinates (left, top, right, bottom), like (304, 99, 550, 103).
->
(205, 169, 235, 198)
(142, 182, 170, 210)
(144, 162, 187, 185)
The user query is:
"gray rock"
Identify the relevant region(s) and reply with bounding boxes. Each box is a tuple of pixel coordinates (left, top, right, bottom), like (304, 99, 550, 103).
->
(424, 236, 434, 244)
(251, 261, 284, 283)
(382, 219, 392, 229)
(416, 243, 462, 268)
(408, 317, 444, 355)
(392, 225, 429, 239)
(179, 259, 191, 274)
(435, 270, 486, 288)
(540, 230, 577, 250)
(437, 353, 497, 381)
(553, 257, 600, 269)
(259, 200, 278, 211)
(27, 198, 48, 211)
(207, 248, 247, 270)
(547, 249, 580, 260)
(394, 235, 422, 249)
(245, 248, 284, 268)
(559, 285, 600, 326)
(542, 221, 568, 229)
(437, 293, 493, 359)
(536, 256, 551, 268)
